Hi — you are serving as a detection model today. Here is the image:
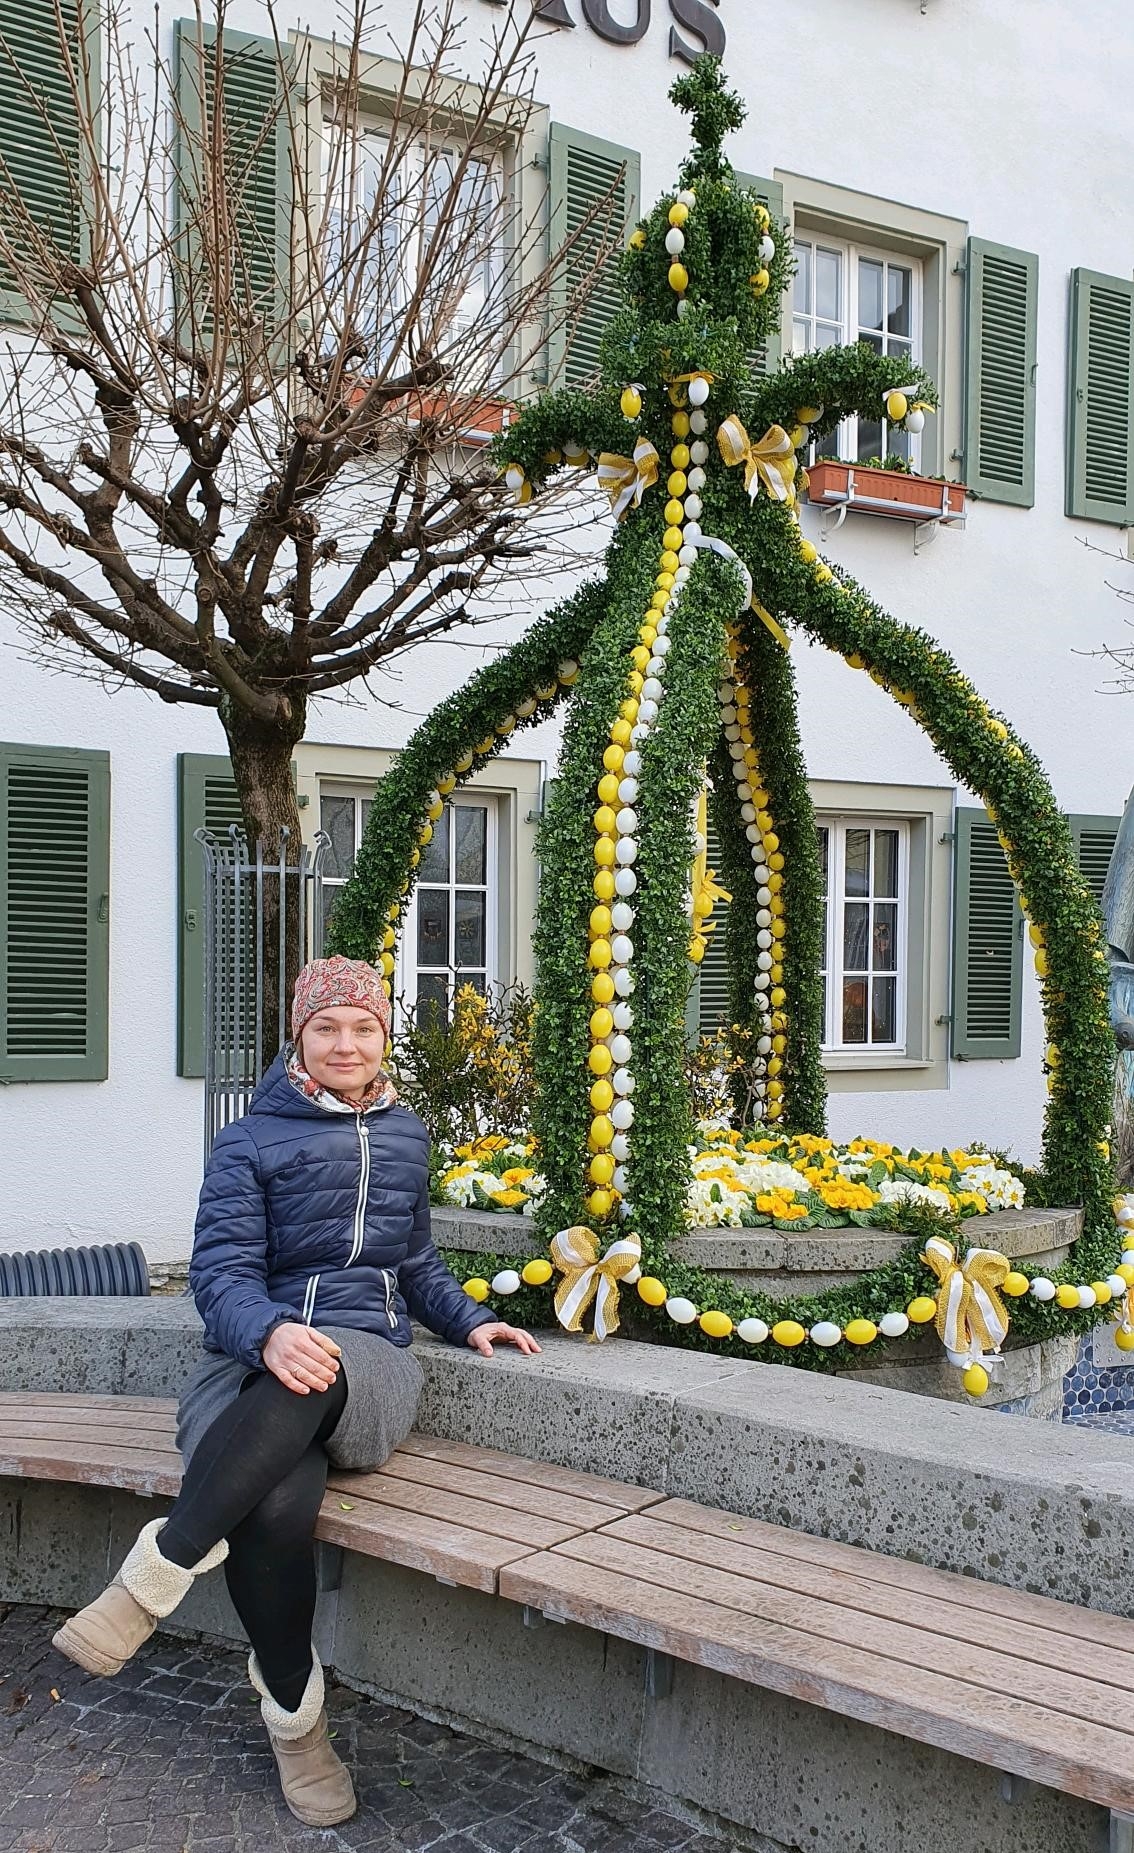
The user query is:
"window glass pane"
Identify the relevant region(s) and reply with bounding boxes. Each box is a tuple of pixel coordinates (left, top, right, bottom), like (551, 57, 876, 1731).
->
(455, 892, 486, 969)
(843, 901, 869, 970)
(816, 321, 841, 350)
(887, 425, 911, 464)
(858, 258, 883, 333)
(454, 806, 487, 885)
(874, 830, 899, 896)
(873, 902, 898, 971)
(817, 825, 829, 892)
(887, 265, 912, 339)
(360, 798, 373, 840)
(417, 887, 450, 968)
(792, 317, 812, 356)
(857, 330, 884, 356)
(793, 241, 812, 314)
(815, 248, 841, 322)
(463, 971, 486, 999)
(418, 807, 450, 883)
(844, 830, 870, 897)
(842, 978, 867, 1043)
(322, 884, 343, 933)
(320, 795, 356, 879)
(416, 972, 449, 1024)
(872, 976, 897, 1043)
(856, 418, 884, 462)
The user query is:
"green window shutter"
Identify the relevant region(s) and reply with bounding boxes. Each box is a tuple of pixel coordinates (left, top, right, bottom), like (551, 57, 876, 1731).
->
(1068, 812, 1120, 904)
(178, 752, 242, 1078)
(547, 124, 640, 389)
(963, 238, 1038, 506)
(950, 807, 1023, 1060)
(734, 172, 783, 376)
(173, 21, 293, 331)
(697, 813, 731, 1034)
(1065, 270, 1134, 525)
(0, 743, 109, 1082)
(0, 0, 94, 307)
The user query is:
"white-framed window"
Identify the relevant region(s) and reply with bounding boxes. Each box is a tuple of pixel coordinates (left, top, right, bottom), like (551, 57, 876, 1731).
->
(817, 818, 907, 1053)
(319, 784, 498, 1021)
(321, 119, 503, 369)
(792, 236, 921, 466)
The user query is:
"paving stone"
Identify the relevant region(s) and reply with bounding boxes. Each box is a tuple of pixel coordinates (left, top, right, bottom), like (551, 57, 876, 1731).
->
(0, 1606, 736, 1853)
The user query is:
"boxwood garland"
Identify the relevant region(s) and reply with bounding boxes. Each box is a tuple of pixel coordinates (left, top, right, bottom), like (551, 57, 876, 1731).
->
(328, 54, 1120, 1367)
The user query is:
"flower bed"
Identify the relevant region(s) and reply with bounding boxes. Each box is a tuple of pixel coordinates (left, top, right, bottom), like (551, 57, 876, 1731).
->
(436, 1126, 1024, 1230)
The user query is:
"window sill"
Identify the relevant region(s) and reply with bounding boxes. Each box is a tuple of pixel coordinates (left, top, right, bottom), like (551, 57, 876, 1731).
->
(821, 1053, 933, 1071)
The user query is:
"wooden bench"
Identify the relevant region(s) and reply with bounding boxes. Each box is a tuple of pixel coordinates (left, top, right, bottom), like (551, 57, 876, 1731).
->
(3, 1392, 1134, 1838)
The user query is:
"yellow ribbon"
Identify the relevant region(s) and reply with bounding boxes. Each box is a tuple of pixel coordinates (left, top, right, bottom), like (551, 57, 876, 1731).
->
(922, 1237, 1011, 1363)
(690, 786, 732, 951)
(751, 596, 791, 650)
(716, 417, 798, 504)
(596, 439, 660, 521)
(550, 1226, 641, 1342)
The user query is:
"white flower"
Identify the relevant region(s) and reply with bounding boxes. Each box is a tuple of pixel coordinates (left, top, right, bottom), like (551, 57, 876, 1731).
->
(956, 1161, 1025, 1209)
(876, 1178, 953, 1212)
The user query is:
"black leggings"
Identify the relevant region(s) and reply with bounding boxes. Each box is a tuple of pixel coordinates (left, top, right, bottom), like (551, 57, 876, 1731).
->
(159, 1368, 348, 1712)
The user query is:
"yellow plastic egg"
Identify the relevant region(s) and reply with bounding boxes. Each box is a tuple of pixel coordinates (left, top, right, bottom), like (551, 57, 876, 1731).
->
(588, 1043, 613, 1076)
(963, 1363, 989, 1397)
(671, 411, 691, 438)
(660, 550, 680, 574)
(663, 526, 684, 552)
(593, 806, 617, 836)
(588, 939, 613, 971)
(589, 1077, 614, 1112)
(589, 1153, 615, 1187)
(699, 1310, 734, 1339)
(598, 774, 620, 805)
(1029, 924, 1045, 949)
(907, 1296, 937, 1324)
(383, 927, 396, 951)
(463, 1278, 490, 1303)
(1055, 1284, 1082, 1309)
(1002, 1272, 1030, 1297)
(590, 1114, 614, 1148)
(1116, 1263, 1134, 1286)
(798, 539, 818, 564)
(671, 443, 692, 470)
(885, 390, 908, 422)
(665, 499, 685, 526)
(689, 937, 706, 964)
(603, 744, 625, 772)
(593, 870, 616, 904)
(772, 1320, 806, 1348)
(750, 268, 770, 297)
(380, 952, 395, 976)
(1115, 1328, 1134, 1352)
(594, 838, 616, 868)
(668, 470, 688, 496)
(669, 262, 689, 293)
(587, 1188, 612, 1218)
(844, 1319, 878, 1347)
(638, 1276, 668, 1307)
(590, 970, 615, 1006)
(620, 385, 643, 419)
(522, 1258, 553, 1287)
(589, 1001, 614, 1035)
(1092, 1282, 1113, 1305)
(668, 202, 689, 226)
(770, 986, 787, 1008)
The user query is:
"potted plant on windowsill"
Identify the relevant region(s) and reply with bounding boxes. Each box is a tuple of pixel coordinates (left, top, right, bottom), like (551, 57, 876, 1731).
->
(805, 453, 967, 525)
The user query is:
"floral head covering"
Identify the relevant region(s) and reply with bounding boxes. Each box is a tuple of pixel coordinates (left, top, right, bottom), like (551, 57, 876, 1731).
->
(291, 956, 392, 1042)
(288, 957, 395, 1115)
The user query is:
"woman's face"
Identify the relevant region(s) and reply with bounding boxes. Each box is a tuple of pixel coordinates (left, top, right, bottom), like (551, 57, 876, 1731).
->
(300, 1006, 387, 1095)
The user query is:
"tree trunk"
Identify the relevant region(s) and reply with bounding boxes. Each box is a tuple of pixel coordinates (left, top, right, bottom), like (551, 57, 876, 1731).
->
(219, 695, 308, 1069)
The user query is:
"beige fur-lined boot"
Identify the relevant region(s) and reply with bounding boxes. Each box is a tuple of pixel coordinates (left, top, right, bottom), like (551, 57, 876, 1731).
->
(52, 1518, 229, 1678)
(250, 1651, 357, 1828)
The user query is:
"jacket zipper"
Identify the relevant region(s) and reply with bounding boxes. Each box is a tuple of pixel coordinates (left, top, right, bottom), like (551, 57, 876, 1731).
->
(346, 1116, 370, 1268)
(302, 1272, 321, 1327)
(382, 1267, 397, 1330)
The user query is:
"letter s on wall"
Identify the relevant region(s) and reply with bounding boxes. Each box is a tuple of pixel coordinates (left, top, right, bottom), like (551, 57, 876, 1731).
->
(668, 0, 726, 62)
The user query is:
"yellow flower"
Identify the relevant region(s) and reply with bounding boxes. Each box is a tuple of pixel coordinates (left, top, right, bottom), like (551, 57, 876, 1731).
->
(488, 1188, 528, 1208)
(500, 1167, 535, 1186)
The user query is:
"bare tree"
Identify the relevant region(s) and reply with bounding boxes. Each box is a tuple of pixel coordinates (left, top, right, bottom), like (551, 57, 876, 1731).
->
(0, 0, 614, 847)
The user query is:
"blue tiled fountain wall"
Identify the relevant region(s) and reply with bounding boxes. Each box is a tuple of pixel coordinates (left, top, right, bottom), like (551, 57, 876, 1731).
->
(1060, 1329, 1134, 1432)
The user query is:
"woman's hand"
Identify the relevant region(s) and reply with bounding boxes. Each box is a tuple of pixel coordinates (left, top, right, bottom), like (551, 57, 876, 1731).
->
(263, 1323, 342, 1394)
(467, 1321, 542, 1358)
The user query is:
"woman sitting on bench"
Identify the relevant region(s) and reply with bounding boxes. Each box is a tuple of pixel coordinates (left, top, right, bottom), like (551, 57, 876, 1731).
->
(52, 956, 539, 1829)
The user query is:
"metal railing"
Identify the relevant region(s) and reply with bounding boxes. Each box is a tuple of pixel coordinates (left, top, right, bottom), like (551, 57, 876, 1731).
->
(197, 826, 330, 1163)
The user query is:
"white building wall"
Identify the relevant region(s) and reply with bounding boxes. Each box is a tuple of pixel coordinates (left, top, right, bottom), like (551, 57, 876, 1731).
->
(1, 0, 1131, 1253)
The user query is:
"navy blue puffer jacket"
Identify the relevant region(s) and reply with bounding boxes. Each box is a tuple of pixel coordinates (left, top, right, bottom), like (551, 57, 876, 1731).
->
(190, 1051, 494, 1369)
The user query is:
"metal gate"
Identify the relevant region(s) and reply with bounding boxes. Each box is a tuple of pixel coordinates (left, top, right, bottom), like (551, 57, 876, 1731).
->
(197, 826, 330, 1163)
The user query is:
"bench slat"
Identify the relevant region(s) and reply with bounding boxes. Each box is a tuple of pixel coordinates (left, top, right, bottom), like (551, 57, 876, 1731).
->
(0, 1418, 180, 1453)
(0, 1407, 177, 1437)
(499, 1551, 1134, 1814)
(313, 1501, 534, 1593)
(398, 1434, 662, 1512)
(599, 1512, 1134, 1693)
(326, 1470, 584, 1550)
(0, 1393, 176, 1415)
(370, 1450, 638, 1530)
(646, 1498, 1134, 1656)
(0, 1439, 182, 1496)
(549, 1529, 1130, 1737)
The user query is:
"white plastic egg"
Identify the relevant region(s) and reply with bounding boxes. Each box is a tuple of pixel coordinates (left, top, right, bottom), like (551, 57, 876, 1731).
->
(616, 807, 639, 835)
(690, 440, 709, 463)
(665, 227, 686, 255)
(737, 1318, 769, 1344)
(610, 934, 634, 964)
(491, 1270, 521, 1295)
(879, 1312, 910, 1339)
(611, 1133, 631, 1162)
(611, 1097, 634, 1128)
(666, 1296, 698, 1324)
(611, 905, 634, 934)
(810, 1322, 842, 1349)
(613, 967, 635, 996)
(1030, 1277, 1056, 1302)
(637, 699, 658, 725)
(623, 750, 642, 777)
(618, 777, 639, 804)
(610, 1034, 633, 1065)
(613, 1067, 635, 1095)
(612, 1000, 634, 1030)
(615, 868, 638, 896)
(688, 376, 710, 407)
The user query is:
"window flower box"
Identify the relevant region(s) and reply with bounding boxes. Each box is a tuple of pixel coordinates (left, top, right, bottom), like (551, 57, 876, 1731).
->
(805, 459, 967, 532)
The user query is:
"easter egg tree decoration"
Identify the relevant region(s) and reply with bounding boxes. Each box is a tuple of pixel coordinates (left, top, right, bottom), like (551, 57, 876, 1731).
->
(329, 59, 1118, 1387)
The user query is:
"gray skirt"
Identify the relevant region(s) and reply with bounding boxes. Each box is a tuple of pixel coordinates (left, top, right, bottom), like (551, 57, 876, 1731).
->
(175, 1325, 425, 1472)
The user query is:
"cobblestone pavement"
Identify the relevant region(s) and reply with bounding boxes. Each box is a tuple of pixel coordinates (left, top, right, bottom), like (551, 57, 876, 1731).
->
(0, 1607, 732, 1853)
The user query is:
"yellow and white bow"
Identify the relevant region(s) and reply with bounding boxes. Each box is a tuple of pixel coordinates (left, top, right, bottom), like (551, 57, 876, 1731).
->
(596, 439, 660, 520)
(550, 1226, 641, 1342)
(922, 1236, 1011, 1363)
(716, 417, 798, 504)
(691, 785, 731, 943)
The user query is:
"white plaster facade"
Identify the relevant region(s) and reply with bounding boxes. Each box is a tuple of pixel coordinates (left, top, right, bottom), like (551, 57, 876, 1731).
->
(1, 0, 1131, 1257)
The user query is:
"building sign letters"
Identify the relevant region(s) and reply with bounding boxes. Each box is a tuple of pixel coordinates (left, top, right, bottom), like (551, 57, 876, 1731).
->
(522, 0, 726, 64)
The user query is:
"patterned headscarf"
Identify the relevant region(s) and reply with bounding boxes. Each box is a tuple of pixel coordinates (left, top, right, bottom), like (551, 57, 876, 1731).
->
(291, 956, 392, 1041)
(288, 957, 396, 1114)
